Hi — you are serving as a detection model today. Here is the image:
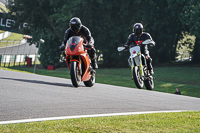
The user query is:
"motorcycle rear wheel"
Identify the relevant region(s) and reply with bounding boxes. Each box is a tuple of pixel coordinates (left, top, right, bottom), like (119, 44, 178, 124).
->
(144, 76, 154, 90)
(133, 66, 144, 89)
(70, 61, 81, 87)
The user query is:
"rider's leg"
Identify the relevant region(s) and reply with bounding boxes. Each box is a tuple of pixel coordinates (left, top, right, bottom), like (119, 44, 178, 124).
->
(145, 53, 154, 75)
(88, 48, 98, 69)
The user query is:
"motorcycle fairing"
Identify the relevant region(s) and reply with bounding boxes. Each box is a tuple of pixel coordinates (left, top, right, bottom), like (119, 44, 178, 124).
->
(128, 46, 141, 67)
(65, 36, 91, 81)
(128, 46, 144, 76)
(65, 36, 85, 56)
(80, 53, 91, 81)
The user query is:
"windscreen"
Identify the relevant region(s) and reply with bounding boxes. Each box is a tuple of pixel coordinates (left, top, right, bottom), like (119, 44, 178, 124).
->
(68, 36, 82, 51)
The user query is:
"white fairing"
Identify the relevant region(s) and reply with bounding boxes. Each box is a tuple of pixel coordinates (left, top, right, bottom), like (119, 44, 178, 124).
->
(128, 46, 141, 67)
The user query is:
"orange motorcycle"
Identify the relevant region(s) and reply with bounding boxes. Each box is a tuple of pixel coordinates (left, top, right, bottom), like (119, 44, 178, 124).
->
(65, 36, 95, 87)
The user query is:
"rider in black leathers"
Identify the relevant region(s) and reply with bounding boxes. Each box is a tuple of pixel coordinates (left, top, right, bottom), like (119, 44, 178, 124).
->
(124, 23, 155, 75)
(60, 17, 98, 69)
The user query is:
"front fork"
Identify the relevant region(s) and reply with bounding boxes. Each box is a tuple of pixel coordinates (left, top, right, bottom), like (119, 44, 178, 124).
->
(130, 54, 144, 77)
(137, 53, 144, 77)
(70, 56, 82, 76)
(139, 63, 144, 76)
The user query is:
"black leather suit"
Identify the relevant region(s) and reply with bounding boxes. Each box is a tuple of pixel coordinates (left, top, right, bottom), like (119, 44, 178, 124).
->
(125, 32, 155, 71)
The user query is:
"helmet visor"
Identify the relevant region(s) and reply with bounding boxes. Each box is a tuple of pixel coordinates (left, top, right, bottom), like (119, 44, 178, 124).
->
(134, 28, 142, 36)
(70, 23, 81, 32)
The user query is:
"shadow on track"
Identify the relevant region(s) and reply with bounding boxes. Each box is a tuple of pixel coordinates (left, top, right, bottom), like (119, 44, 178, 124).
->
(0, 77, 73, 87)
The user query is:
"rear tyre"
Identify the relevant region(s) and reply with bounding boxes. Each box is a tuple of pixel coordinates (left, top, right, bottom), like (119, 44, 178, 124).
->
(133, 66, 144, 89)
(70, 61, 81, 87)
(144, 76, 154, 90)
(84, 70, 95, 87)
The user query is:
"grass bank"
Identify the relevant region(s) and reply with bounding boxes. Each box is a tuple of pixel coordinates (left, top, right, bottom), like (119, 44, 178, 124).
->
(0, 33, 24, 47)
(0, 111, 199, 132)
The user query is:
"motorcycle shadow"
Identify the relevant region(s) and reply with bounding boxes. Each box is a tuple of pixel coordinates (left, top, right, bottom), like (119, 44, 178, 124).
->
(0, 77, 73, 87)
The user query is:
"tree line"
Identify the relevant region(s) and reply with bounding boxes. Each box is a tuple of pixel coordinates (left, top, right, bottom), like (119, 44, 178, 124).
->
(7, 0, 200, 68)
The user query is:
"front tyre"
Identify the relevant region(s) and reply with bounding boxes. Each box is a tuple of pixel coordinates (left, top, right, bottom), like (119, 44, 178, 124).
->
(70, 61, 81, 87)
(133, 66, 144, 89)
(84, 70, 95, 87)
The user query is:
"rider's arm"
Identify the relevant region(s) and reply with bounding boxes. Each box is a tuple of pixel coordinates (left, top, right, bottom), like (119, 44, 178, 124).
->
(146, 33, 155, 46)
(83, 26, 94, 47)
(60, 29, 71, 51)
(64, 29, 71, 45)
(125, 34, 133, 46)
(124, 34, 137, 47)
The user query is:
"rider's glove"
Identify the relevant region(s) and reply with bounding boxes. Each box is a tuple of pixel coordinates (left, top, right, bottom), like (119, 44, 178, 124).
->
(150, 43, 155, 47)
(60, 43, 65, 51)
(85, 44, 92, 48)
(123, 45, 129, 49)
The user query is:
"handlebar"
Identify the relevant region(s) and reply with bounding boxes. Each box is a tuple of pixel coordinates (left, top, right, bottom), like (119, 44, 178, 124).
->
(141, 39, 155, 46)
(117, 47, 126, 51)
(118, 39, 155, 52)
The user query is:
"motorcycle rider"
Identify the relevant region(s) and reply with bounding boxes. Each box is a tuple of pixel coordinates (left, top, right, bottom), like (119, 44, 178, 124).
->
(124, 23, 155, 75)
(60, 17, 98, 69)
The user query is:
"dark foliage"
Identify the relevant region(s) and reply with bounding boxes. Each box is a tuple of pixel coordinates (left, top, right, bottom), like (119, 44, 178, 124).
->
(7, 0, 200, 68)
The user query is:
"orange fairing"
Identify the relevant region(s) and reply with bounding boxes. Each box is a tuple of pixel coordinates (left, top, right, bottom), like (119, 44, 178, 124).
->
(65, 36, 91, 81)
(65, 37, 85, 56)
(80, 53, 91, 81)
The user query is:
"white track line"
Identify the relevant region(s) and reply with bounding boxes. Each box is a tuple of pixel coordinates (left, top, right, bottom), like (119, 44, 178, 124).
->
(0, 110, 187, 125)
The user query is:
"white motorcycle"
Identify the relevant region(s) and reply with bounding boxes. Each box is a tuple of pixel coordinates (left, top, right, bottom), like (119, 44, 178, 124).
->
(117, 39, 155, 90)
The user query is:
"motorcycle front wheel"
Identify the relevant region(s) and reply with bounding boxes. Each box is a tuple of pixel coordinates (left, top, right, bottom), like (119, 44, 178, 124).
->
(132, 66, 144, 89)
(84, 70, 95, 87)
(70, 61, 81, 87)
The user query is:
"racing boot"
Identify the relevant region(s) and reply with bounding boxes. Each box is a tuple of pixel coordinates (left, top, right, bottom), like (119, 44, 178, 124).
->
(146, 55, 153, 75)
(149, 68, 154, 75)
(91, 59, 98, 69)
(88, 48, 98, 69)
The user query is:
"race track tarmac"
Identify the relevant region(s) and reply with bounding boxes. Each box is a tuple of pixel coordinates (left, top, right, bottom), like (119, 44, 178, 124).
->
(0, 69, 200, 122)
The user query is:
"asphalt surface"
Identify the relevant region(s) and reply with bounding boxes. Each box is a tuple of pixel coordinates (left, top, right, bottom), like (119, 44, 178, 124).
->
(0, 69, 200, 121)
(0, 42, 38, 55)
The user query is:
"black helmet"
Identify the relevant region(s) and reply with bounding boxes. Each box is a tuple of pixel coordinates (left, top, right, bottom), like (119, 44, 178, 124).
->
(69, 17, 82, 33)
(133, 23, 143, 37)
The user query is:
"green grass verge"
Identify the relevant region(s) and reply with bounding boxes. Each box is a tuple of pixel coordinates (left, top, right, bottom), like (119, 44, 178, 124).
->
(97, 67, 200, 98)
(2, 33, 24, 41)
(0, 111, 199, 132)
